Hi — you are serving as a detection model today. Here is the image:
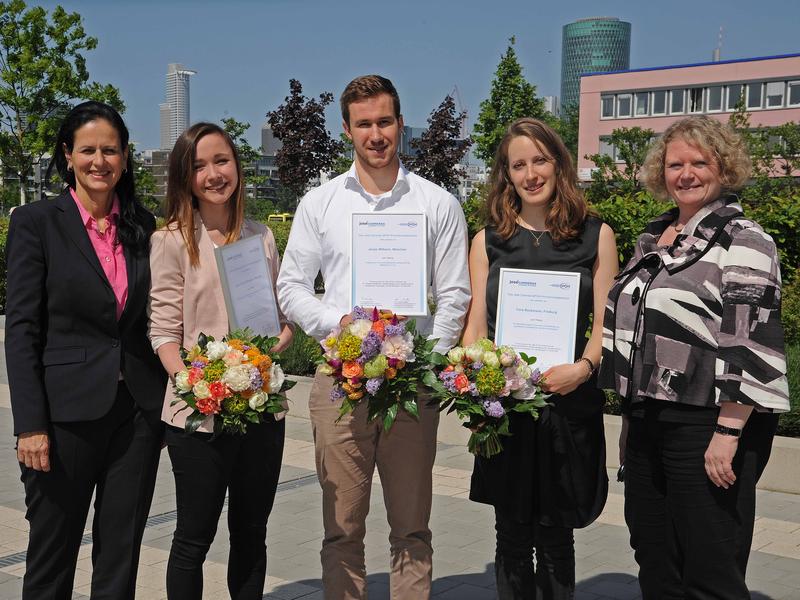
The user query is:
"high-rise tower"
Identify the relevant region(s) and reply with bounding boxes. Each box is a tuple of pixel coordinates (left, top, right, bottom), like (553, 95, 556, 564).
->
(561, 17, 631, 109)
(159, 63, 196, 150)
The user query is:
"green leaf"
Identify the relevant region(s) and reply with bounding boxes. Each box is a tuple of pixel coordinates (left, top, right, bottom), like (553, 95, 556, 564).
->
(185, 412, 205, 434)
(403, 399, 419, 420)
(383, 403, 399, 431)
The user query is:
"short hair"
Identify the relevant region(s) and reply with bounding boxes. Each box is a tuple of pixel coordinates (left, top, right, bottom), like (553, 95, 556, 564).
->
(340, 75, 401, 125)
(486, 118, 591, 242)
(642, 115, 752, 199)
(163, 122, 245, 267)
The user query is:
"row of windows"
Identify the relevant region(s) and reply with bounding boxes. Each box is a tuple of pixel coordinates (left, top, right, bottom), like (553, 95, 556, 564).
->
(598, 133, 794, 163)
(600, 80, 800, 119)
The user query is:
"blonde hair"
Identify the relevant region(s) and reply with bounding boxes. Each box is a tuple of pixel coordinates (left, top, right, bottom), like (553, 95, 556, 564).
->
(642, 116, 751, 199)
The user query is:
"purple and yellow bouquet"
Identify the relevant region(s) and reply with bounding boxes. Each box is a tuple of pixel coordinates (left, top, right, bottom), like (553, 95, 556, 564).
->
(319, 307, 437, 430)
(425, 338, 548, 457)
(172, 329, 295, 435)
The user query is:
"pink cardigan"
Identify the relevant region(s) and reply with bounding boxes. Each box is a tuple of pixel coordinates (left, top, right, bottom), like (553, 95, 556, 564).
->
(148, 216, 286, 432)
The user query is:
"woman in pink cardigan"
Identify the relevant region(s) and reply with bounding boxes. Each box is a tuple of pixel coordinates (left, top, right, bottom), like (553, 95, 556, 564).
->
(149, 122, 292, 599)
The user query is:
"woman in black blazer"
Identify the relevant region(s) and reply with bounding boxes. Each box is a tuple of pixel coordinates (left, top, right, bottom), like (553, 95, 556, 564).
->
(5, 101, 167, 599)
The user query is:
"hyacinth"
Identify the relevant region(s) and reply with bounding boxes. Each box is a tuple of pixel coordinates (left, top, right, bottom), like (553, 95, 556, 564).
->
(365, 377, 384, 395)
(482, 399, 505, 418)
(191, 360, 207, 369)
(360, 331, 382, 360)
(438, 370, 458, 393)
(222, 395, 248, 415)
(530, 368, 542, 384)
(330, 386, 346, 402)
(338, 334, 363, 361)
(203, 360, 226, 382)
(475, 366, 505, 396)
(384, 323, 406, 337)
(250, 368, 264, 391)
(351, 306, 372, 321)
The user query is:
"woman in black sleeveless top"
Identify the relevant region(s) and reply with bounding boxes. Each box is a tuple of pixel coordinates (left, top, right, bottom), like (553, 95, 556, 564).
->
(462, 118, 619, 599)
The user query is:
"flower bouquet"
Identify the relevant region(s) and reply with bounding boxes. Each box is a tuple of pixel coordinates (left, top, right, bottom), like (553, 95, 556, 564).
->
(172, 329, 295, 435)
(424, 339, 548, 458)
(319, 306, 438, 430)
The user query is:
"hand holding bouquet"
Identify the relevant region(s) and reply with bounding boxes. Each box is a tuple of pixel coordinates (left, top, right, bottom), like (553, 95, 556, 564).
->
(319, 306, 437, 430)
(424, 339, 548, 458)
(172, 329, 295, 435)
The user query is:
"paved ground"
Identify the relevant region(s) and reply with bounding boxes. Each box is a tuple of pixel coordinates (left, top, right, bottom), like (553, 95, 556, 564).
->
(0, 332, 799, 598)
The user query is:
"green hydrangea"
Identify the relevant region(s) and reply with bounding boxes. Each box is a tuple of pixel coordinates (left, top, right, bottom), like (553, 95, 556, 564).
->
(363, 355, 388, 378)
(475, 365, 506, 397)
(223, 395, 248, 414)
(475, 339, 495, 352)
(203, 360, 226, 382)
(338, 334, 363, 361)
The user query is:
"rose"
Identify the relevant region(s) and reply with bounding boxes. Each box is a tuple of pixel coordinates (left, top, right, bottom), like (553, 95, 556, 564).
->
(222, 364, 253, 392)
(465, 344, 484, 363)
(206, 340, 230, 361)
(222, 349, 245, 367)
(516, 363, 533, 379)
(482, 352, 500, 368)
(341, 361, 364, 379)
(187, 367, 204, 386)
(196, 396, 221, 416)
(268, 363, 285, 394)
(248, 391, 268, 410)
(174, 370, 192, 393)
(348, 319, 373, 339)
(454, 373, 471, 393)
(208, 381, 230, 400)
(498, 346, 517, 367)
(319, 363, 335, 375)
(192, 379, 211, 399)
(447, 346, 466, 364)
(381, 332, 415, 362)
(475, 339, 495, 352)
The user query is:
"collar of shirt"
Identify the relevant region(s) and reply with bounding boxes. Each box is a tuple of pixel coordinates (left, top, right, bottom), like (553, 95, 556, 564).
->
(70, 188, 120, 234)
(343, 161, 411, 208)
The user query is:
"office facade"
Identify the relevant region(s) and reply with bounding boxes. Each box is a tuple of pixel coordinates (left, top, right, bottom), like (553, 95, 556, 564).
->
(159, 63, 196, 150)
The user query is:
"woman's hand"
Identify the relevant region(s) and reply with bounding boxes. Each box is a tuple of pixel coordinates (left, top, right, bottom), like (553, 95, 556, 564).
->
(540, 363, 588, 396)
(17, 431, 50, 472)
(704, 433, 739, 489)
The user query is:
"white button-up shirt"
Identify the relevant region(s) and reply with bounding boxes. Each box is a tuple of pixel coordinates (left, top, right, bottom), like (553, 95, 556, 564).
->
(277, 163, 471, 352)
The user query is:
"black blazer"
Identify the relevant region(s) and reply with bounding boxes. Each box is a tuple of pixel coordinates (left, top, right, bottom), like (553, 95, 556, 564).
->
(5, 191, 167, 435)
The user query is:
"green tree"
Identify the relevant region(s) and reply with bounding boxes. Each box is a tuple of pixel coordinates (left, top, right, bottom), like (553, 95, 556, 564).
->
(0, 0, 123, 204)
(403, 95, 472, 190)
(554, 103, 580, 164)
(473, 37, 547, 165)
(221, 116, 276, 219)
(584, 126, 654, 202)
(133, 161, 158, 214)
(329, 133, 354, 177)
(266, 79, 343, 203)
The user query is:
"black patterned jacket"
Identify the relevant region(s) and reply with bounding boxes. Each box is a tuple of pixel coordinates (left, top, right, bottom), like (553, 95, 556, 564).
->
(598, 196, 790, 413)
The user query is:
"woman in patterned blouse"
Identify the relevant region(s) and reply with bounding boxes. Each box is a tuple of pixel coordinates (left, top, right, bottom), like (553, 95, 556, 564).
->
(599, 115, 790, 599)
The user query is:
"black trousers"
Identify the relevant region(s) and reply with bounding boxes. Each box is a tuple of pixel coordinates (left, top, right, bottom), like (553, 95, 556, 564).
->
(494, 507, 576, 600)
(165, 417, 285, 600)
(624, 411, 778, 600)
(20, 382, 163, 600)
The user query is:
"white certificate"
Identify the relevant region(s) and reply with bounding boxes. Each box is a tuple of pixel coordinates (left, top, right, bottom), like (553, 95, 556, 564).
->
(495, 268, 580, 372)
(350, 212, 428, 316)
(214, 235, 281, 337)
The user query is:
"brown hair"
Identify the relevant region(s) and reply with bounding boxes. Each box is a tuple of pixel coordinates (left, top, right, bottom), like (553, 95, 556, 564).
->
(340, 75, 401, 125)
(642, 115, 752, 199)
(486, 118, 590, 242)
(163, 122, 245, 267)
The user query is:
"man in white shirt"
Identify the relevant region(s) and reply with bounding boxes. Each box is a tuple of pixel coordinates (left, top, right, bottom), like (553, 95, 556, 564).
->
(277, 75, 470, 600)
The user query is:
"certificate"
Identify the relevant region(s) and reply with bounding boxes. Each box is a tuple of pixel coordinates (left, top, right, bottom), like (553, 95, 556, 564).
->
(214, 235, 281, 337)
(350, 212, 428, 316)
(495, 268, 580, 372)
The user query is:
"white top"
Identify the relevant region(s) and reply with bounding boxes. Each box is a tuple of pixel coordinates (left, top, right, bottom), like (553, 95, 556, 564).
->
(277, 163, 471, 353)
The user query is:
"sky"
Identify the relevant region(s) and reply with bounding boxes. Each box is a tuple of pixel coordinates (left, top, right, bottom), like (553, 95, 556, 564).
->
(31, 0, 800, 152)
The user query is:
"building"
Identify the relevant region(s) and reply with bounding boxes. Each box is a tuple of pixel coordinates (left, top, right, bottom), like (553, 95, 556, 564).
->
(576, 52, 800, 180)
(159, 63, 196, 150)
(139, 149, 170, 201)
(400, 126, 426, 157)
(543, 96, 561, 118)
(561, 17, 631, 110)
(454, 163, 488, 203)
(261, 124, 282, 156)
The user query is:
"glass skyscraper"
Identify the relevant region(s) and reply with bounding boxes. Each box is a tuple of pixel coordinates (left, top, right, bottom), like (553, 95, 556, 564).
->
(561, 17, 631, 109)
(159, 63, 196, 150)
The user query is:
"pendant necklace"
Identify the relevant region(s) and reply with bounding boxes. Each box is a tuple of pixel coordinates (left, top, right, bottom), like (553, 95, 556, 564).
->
(525, 228, 546, 247)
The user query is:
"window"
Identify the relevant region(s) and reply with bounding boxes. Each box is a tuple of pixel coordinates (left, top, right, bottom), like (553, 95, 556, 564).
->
(652, 90, 667, 115)
(601, 95, 615, 118)
(747, 82, 763, 109)
(727, 84, 744, 110)
(688, 88, 704, 113)
(599, 138, 614, 158)
(617, 94, 632, 118)
(789, 81, 800, 107)
(707, 86, 723, 112)
(670, 89, 685, 114)
(635, 92, 649, 116)
(766, 81, 785, 108)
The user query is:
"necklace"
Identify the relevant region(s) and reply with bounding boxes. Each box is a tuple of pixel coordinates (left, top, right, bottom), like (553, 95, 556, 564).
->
(524, 227, 547, 247)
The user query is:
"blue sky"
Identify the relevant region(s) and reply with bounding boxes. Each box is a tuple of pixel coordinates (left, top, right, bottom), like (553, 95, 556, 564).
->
(33, 0, 800, 151)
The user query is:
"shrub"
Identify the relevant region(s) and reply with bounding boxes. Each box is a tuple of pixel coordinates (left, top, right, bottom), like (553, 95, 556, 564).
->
(778, 344, 800, 437)
(742, 191, 800, 283)
(279, 327, 322, 376)
(0, 217, 7, 314)
(784, 278, 800, 346)
(265, 221, 292, 257)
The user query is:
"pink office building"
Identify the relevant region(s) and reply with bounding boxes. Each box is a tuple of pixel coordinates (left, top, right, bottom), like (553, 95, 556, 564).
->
(577, 52, 800, 180)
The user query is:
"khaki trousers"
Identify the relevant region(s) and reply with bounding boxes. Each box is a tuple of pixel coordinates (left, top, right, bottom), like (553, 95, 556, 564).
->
(308, 370, 439, 600)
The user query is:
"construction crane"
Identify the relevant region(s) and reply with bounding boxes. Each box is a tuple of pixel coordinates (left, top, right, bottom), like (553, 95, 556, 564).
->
(450, 85, 469, 139)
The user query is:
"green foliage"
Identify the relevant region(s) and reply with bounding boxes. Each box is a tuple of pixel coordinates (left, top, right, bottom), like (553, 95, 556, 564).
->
(462, 183, 488, 240)
(584, 126, 654, 203)
(741, 192, 800, 283)
(782, 279, 800, 346)
(473, 37, 547, 166)
(778, 344, 800, 437)
(329, 133, 353, 178)
(589, 191, 672, 266)
(0, 0, 123, 203)
(553, 103, 580, 164)
(0, 216, 7, 313)
(279, 328, 322, 376)
(266, 220, 292, 257)
(133, 163, 159, 215)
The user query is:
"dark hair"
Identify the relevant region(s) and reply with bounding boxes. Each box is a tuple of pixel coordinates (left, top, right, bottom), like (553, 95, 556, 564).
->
(163, 122, 245, 267)
(340, 75, 401, 125)
(487, 117, 591, 242)
(48, 100, 152, 254)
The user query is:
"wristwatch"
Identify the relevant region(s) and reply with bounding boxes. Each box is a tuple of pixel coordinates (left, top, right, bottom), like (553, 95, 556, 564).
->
(714, 424, 742, 437)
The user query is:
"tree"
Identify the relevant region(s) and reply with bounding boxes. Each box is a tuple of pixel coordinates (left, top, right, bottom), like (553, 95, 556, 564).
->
(0, 0, 123, 204)
(584, 126, 654, 202)
(403, 95, 472, 190)
(329, 133, 354, 178)
(266, 79, 343, 202)
(554, 103, 580, 164)
(133, 161, 158, 215)
(473, 37, 547, 165)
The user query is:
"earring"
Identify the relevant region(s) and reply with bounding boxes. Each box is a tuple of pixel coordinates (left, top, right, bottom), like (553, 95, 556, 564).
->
(67, 165, 73, 172)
